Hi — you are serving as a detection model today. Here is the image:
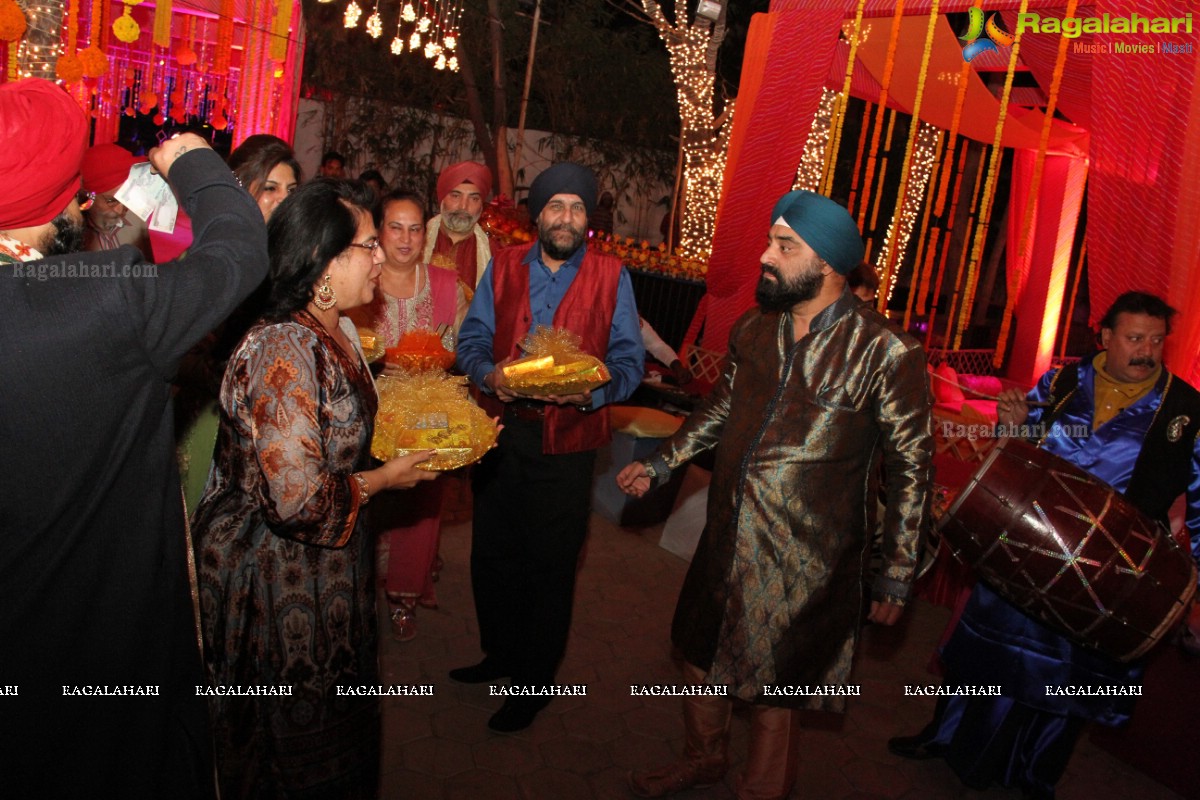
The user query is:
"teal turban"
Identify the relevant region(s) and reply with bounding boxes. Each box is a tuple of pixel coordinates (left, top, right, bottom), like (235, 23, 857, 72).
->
(769, 190, 864, 275)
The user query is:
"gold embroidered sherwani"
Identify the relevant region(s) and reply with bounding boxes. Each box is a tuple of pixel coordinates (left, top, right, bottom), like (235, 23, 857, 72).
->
(652, 289, 933, 711)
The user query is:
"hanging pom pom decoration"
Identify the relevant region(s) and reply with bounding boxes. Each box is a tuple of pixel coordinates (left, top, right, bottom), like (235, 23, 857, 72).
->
(0, 0, 28, 42)
(113, 14, 140, 43)
(55, 0, 84, 81)
(79, 0, 108, 77)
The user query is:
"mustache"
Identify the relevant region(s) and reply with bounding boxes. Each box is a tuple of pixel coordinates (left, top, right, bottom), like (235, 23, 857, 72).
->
(760, 264, 781, 279)
(1128, 357, 1157, 368)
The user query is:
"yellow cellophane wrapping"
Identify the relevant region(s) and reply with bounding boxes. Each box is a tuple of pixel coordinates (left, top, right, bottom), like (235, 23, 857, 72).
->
(371, 371, 498, 470)
(502, 327, 611, 397)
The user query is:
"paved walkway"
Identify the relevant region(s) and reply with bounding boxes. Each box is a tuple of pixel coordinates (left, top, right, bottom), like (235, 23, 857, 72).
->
(376, 492, 1181, 800)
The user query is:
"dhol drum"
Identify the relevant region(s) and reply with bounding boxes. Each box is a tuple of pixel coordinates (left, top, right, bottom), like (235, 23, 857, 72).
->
(939, 437, 1197, 662)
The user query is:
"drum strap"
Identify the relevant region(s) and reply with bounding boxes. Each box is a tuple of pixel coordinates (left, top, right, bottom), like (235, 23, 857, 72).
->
(1037, 362, 1082, 439)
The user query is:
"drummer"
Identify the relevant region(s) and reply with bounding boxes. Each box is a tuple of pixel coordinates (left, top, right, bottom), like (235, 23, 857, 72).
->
(889, 290, 1200, 800)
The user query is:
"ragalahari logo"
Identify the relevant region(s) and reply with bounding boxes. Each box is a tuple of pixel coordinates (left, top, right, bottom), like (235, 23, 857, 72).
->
(960, 7, 1016, 61)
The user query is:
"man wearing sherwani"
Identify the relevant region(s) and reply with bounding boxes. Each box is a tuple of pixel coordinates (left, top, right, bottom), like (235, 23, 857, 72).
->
(618, 190, 934, 799)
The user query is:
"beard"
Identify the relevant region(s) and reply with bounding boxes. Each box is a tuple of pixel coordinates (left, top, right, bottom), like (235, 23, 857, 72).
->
(538, 220, 586, 261)
(41, 209, 86, 257)
(441, 209, 478, 234)
(755, 262, 824, 312)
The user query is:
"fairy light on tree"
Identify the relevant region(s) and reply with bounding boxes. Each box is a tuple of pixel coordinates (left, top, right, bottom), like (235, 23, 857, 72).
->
(343, 0, 362, 28)
(635, 0, 734, 260)
(794, 89, 839, 193)
(876, 121, 941, 306)
(16, 0, 66, 80)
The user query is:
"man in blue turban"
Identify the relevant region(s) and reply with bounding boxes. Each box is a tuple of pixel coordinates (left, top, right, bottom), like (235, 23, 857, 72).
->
(617, 190, 934, 799)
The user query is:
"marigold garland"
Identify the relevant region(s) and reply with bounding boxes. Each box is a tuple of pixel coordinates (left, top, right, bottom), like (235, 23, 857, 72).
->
(953, 0, 1031, 351)
(903, 136, 946, 330)
(1059, 239, 1086, 358)
(856, 0, 906, 232)
(992, 0, 1079, 368)
(0, 0, 27, 42)
(822, 0, 869, 197)
(876, 0, 939, 307)
(213, 0, 235, 75)
(174, 14, 196, 64)
(153, 0, 171, 47)
(942, 147, 988, 348)
(270, 0, 292, 62)
(922, 141, 970, 347)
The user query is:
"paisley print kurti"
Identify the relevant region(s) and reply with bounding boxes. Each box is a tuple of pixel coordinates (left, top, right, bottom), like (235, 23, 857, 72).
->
(193, 310, 380, 799)
(655, 290, 933, 711)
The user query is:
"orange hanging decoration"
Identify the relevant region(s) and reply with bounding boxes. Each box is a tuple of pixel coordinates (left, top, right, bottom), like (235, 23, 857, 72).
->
(175, 16, 196, 64)
(856, 0, 907, 231)
(56, 0, 85, 81)
(822, 0, 869, 197)
(878, 0, 940, 307)
(991, 0, 1079, 369)
(213, 0, 236, 76)
(0, 0, 27, 43)
(953, 0, 1032, 350)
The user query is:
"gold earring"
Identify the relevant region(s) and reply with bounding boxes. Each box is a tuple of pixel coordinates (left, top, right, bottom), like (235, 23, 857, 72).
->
(313, 274, 337, 310)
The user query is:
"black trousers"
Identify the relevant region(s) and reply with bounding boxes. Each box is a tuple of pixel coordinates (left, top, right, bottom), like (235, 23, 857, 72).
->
(469, 414, 596, 687)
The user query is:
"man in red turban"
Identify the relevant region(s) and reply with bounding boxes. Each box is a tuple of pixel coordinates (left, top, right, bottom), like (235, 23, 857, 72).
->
(0, 78, 270, 799)
(80, 142, 152, 258)
(0, 79, 88, 264)
(422, 159, 494, 288)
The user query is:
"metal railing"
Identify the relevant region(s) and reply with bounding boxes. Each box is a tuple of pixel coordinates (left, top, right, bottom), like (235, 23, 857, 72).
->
(926, 348, 998, 376)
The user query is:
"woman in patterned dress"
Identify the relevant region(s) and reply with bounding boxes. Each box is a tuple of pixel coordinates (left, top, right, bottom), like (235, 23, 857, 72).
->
(193, 179, 438, 799)
(349, 189, 470, 641)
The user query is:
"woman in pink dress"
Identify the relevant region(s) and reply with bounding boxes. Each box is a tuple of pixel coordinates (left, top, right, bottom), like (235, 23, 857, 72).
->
(350, 189, 470, 641)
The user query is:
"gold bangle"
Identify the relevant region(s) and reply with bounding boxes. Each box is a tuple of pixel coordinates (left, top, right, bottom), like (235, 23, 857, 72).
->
(352, 473, 371, 505)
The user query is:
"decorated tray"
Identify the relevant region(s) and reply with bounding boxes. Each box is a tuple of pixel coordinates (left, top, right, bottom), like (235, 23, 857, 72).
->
(371, 372, 499, 470)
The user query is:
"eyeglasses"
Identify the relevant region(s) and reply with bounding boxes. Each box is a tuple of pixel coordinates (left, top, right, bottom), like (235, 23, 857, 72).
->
(347, 237, 380, 253)
(76, 190, 95, 211)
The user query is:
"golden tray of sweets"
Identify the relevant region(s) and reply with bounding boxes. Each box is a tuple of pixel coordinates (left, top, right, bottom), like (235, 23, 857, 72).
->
(501, 327, 611, 397)
(370, 372, 498, 470)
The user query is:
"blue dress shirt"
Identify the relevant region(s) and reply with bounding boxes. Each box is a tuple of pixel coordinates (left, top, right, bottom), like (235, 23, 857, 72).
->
(456, 242, 645, 409)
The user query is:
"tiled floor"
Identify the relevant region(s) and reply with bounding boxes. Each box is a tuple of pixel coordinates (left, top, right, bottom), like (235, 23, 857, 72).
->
(375, 487, 1183, 800)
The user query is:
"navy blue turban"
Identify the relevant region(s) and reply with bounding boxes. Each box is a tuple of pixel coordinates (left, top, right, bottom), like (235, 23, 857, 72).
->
(528, 163, 598, 221)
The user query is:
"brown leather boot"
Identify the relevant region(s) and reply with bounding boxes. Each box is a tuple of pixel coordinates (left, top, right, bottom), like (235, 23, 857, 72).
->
(628, 662, 731, 797)
(628, 757, 727, 798)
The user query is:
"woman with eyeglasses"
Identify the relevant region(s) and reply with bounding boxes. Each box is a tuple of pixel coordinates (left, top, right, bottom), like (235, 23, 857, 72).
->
(192, 179, 438, 798)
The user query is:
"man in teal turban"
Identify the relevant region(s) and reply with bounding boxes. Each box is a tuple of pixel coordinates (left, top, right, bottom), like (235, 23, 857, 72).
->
(617, 190, 933, 799)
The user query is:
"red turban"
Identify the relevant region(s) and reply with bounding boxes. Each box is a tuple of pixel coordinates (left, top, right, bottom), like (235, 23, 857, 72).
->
(0, 79, 88, 229)
(82, 143, 139, 195)
(436, 161, 492, 202)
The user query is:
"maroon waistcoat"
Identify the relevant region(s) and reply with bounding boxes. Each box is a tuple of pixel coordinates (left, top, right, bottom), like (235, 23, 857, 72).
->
(484, 243, 622, 454)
